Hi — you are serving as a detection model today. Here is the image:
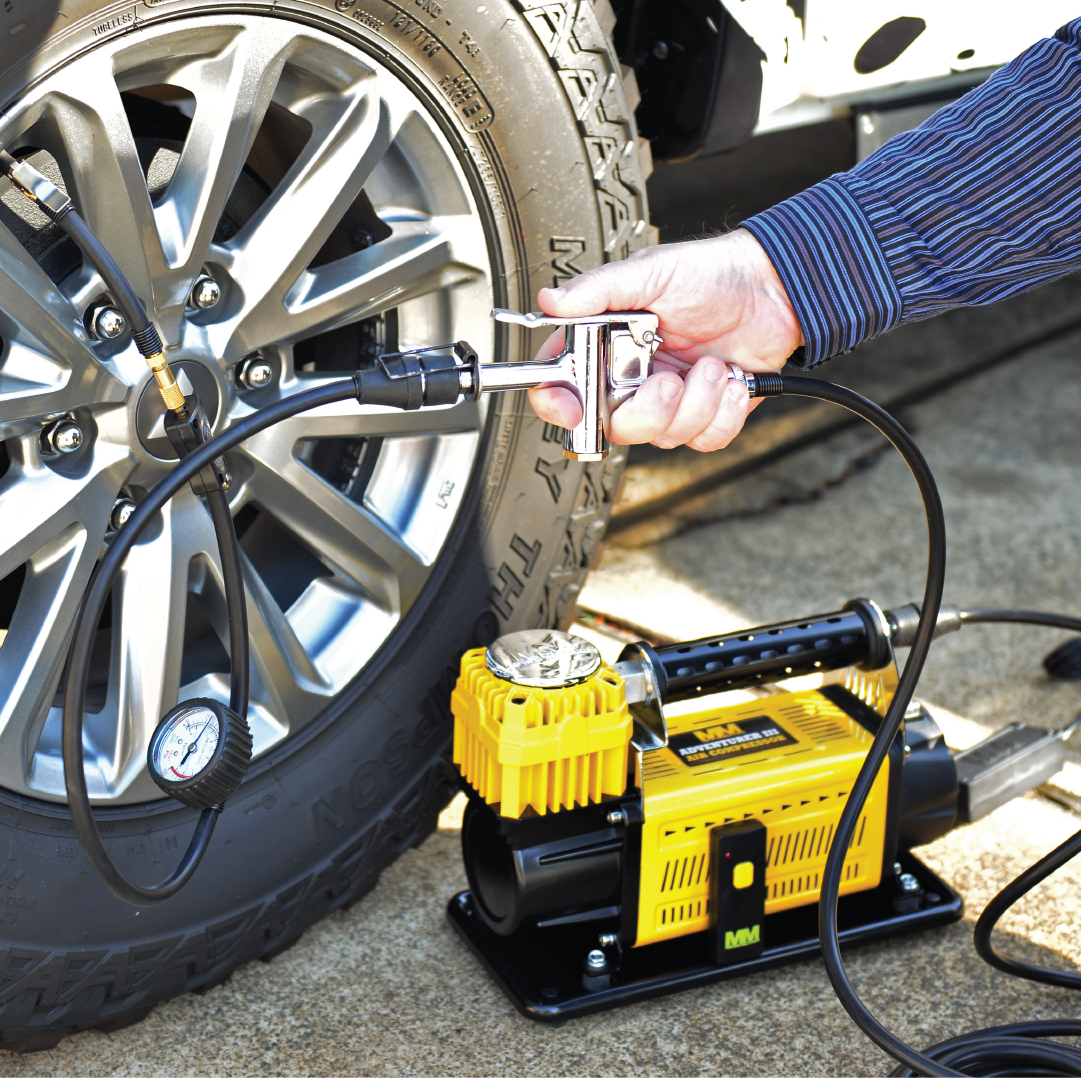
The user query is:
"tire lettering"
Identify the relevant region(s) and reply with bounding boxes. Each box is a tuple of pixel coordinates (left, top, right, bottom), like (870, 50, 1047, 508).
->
(349, 761, 384, 809)
(0, 893, 34, 910)
(535, 455, 569, 502)
(313, 786, 347, 843)
(509, 534, 542, 576)
(491, 563, 524, 618)
(388, 11, 442, 55)
(383, 731, 410, 776)
(92, 13, 133, 36)
(353, 9, 386, 29)
(0, 868, 24, 889)
(437, 73, 494, 131)
(551, 236, 586, 286)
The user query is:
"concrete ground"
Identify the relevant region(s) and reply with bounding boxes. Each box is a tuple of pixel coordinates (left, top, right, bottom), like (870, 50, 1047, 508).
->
(8, 137, 1081, 1075)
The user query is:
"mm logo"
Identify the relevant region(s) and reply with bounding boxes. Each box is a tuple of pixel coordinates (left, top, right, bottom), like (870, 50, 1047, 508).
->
(724, 925, 760, 949)
(693, 722, 743, 743)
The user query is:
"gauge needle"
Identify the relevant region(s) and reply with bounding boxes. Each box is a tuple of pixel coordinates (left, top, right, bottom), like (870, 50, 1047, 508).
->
(179, 717, 214, 768)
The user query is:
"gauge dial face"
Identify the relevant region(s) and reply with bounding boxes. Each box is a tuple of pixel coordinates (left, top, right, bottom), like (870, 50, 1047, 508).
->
(152, 705, 220, 782)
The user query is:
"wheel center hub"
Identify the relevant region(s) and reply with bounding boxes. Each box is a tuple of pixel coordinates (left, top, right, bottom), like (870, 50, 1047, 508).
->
(135, 359, 221, 460)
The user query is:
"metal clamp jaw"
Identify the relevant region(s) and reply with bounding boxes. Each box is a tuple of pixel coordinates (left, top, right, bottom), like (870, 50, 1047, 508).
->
(482, 309, 662, 461)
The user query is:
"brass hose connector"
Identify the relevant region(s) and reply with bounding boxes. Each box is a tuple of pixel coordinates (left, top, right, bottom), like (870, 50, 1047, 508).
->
(146, 352, 187, 413)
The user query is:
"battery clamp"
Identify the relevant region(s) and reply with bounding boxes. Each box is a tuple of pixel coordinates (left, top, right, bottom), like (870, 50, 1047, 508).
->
(7, 145, 1081, 1075)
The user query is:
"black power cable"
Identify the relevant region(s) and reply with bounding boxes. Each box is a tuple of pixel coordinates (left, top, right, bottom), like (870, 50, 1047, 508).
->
(760, 377, 1081, 1077)
(767, 376, 953, 1076)
(958, 609, 1081, 681)
(960, 609, 1081, 634)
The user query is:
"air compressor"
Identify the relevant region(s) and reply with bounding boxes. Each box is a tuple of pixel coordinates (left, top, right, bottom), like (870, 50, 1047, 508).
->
(444, 605, 1072, 1020)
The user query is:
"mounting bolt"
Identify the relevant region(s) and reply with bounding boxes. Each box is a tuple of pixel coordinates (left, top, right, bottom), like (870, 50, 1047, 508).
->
(652, 40, 669, 60)
(190, 275, 221, 310)
(89, 304, 126, 340)
(898, 872, 921, 894)
(110, 497, 136, 531)
(237, 356, 274, 390)
(598, 932, 618, 947)
(606, 809, 626, 826)
(586, 949, 606, 970)
(41, 419, 83, 455)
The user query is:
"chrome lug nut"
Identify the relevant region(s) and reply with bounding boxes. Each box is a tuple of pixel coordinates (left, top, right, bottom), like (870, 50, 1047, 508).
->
(190, 275, 221, 310)
(606, 809, 626, 826)
(110, 498, 136, 531)
(237, 356, 274, 390)
(586, 949, 607, 970)
(42, 419, 83, 455)
(89, 304, 125, 340)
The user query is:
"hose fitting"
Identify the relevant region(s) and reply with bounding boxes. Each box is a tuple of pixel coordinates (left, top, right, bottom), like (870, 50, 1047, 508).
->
(1, 147, 183, 413)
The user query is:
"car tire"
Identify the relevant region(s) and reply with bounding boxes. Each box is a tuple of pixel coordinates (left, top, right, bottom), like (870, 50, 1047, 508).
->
(0, 0, 647, 1049)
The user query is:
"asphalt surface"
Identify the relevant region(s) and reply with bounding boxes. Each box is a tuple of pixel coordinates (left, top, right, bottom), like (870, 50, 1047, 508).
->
(6, 136, 1081, 1076)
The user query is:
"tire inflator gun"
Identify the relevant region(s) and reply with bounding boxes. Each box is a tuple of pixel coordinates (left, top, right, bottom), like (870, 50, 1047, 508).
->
(7, 147, 1081, 1077)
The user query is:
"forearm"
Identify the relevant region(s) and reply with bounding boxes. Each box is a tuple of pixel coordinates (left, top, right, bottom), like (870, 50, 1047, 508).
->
(744, 18, 1081, 367)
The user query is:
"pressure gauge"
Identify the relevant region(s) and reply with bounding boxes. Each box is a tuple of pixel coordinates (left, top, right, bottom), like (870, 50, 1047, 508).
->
(148, 698, 252, 810)
(486, 629, 602, 687)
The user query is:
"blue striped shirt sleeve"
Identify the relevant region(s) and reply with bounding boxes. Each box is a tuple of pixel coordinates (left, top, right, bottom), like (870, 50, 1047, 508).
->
(743, 18, 1081, 367)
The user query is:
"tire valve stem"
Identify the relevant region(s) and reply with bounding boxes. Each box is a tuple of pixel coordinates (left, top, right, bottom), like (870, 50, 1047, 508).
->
(144, 349, 187, 415)
(0, 147, 186, 417)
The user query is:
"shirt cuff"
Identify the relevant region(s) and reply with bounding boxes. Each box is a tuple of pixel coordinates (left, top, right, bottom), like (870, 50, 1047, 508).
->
(743, 177, 904, 367)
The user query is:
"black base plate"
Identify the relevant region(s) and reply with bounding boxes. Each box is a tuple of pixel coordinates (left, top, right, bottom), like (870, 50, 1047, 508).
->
(446, 852, 963, 1022)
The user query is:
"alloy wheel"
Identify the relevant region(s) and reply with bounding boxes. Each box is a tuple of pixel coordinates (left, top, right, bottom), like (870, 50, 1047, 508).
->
(0, 14, 494, 804)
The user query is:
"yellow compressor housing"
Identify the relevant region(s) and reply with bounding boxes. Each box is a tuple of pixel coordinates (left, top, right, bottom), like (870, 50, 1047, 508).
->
(634, 678, 891, 946)
(451, 648, 633, 819)
(451, 642, 896, 949)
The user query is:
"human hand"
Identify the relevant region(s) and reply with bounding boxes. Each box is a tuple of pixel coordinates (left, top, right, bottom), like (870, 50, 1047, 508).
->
(528, 229, 803, 451)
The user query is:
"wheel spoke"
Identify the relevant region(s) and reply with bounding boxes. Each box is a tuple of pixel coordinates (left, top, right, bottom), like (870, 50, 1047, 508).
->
(38, 55, 163, 307)
(240, 448, 428, 616)
(148, 21, 296, 298)
(0, 527, 102, 795)
(223, 67, 414, 359)
(273, 216, 484, 346)
(0, 232, 126, 431)
(241, 557, 333, 715)
(0, 442, 130, 583)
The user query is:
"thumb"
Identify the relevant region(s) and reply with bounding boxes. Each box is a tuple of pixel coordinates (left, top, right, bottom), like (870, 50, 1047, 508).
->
(537, 256, 657, 318)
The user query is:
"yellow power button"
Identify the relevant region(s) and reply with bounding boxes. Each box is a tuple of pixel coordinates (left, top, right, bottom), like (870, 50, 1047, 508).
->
(733, 861, 754, 889)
